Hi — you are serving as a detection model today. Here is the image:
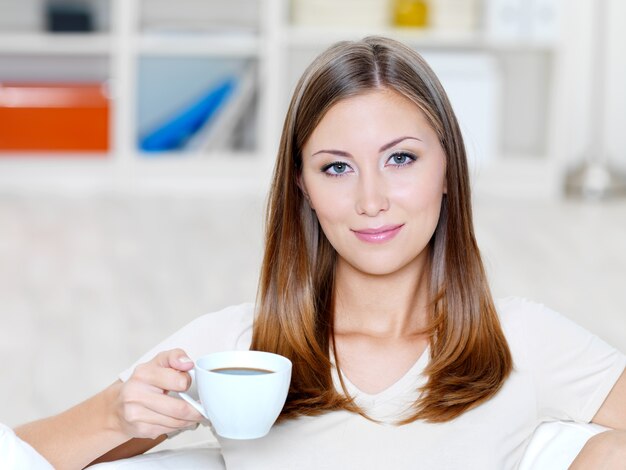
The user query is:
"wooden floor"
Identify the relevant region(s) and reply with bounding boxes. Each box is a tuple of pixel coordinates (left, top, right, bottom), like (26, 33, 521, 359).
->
(1, 192, 624, 439)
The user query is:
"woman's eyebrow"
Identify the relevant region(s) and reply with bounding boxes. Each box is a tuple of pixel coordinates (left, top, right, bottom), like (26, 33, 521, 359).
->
(311, 136, 423, 158)
(311, 149, 352, 158)
(379, 136, 423, 152)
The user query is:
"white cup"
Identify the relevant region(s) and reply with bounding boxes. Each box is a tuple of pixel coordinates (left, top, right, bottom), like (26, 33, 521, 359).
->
(178, 350, 292, 440)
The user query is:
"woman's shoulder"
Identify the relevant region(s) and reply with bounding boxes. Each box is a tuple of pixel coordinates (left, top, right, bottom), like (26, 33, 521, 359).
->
(187, 302, 256, 349)
(190, 302, 255, 329)
(493, 296, 611, 359)
(493, 296, 577, 346)
(119, 303, 256, 381)
(494, 296, 562, 327)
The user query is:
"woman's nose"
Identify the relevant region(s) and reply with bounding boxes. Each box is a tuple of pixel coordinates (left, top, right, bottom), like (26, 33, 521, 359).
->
(355, 172, 390, 216)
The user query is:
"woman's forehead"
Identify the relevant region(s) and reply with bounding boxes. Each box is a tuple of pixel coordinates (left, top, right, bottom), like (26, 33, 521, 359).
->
(304, 90, 435, 151)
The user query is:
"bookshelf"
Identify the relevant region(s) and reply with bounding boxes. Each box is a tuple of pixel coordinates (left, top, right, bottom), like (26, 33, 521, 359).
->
(0, 0, 568, 197)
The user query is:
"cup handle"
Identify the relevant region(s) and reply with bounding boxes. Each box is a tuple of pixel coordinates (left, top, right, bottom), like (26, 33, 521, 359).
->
(176, 370, 209, 420)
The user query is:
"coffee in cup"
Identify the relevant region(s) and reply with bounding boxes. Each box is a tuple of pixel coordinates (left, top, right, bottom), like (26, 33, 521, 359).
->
(178, 350, 292, 440)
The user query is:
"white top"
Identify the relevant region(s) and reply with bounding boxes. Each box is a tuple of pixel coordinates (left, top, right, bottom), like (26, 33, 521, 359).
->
(0, 424, 54, 470)
(120, 298, 626, 469)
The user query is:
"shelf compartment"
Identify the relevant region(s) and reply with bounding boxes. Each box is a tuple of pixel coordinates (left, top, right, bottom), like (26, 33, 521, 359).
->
(138, 0, 259, 35)
(136, 56, 258, 156)
(0, 0, 112, 33)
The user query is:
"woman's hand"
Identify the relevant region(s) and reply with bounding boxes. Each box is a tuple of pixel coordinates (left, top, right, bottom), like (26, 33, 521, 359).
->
(14, 348, 204, 469)
(113, 348, 204, 440)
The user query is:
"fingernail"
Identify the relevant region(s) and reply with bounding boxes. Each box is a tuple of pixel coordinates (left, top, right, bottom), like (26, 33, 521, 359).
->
(179, 356, 193, 363)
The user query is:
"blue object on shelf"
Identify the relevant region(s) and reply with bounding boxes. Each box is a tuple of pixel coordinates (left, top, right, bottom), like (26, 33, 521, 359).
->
(139, 78, 236, 153)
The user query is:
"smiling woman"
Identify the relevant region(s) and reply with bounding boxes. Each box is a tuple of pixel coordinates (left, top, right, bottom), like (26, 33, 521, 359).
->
(12, 36, 626, 470)
(253, 37, 513, 426)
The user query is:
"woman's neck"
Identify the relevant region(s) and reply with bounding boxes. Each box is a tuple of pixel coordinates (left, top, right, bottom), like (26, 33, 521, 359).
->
(333, 257, 431, 339)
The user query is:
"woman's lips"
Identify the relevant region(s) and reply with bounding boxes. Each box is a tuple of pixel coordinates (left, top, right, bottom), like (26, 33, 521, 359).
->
(351, 224, 404, 243)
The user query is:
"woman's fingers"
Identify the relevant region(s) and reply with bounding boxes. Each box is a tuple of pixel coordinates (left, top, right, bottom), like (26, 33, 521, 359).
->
(142, 391, 204, 423)
(132, 361, 191, 393)
(124, 394, 199, 429)
(139, 348, 195, 392)
(116, 349, 204, 439)
(154, 348, 195, 373)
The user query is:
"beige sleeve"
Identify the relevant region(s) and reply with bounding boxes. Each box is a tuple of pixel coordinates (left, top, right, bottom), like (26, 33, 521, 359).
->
(518, 299, 626, 422)
(118, 303, 254, 382)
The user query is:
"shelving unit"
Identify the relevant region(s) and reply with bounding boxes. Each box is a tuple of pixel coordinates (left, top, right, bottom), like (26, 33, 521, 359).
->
(0, 0, 567, 197)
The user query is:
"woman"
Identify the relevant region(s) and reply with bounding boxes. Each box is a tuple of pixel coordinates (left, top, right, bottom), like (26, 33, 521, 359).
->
(15, 36, 626, 469)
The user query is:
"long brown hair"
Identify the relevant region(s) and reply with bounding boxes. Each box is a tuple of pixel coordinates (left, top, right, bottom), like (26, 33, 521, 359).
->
(251, 36, 512, 423)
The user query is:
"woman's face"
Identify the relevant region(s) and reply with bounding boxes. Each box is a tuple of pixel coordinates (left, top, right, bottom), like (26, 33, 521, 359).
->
(300, 89, 447, 277)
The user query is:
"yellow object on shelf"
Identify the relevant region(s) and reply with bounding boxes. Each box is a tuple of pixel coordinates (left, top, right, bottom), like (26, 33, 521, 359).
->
(393, 0, 429, 28)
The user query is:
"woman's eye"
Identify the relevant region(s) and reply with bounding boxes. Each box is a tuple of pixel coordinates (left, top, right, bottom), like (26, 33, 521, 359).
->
(387, 152, 416, 166)
(322, 162, 351, 176)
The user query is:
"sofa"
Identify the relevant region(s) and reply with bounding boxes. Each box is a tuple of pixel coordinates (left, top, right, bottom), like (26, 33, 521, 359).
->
(0, 420, 610, 469)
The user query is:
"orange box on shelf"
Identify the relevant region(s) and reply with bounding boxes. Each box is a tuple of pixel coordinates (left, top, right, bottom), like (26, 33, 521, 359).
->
(0, 82, 110, 153)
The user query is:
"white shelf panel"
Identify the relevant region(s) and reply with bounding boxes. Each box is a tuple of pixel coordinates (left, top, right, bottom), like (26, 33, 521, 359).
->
(0, 155, 116, 192)
(133, 151, 260, 168)
(0, 152, 109, 161)
(0, 151, 260, 166)
(130, 152, 272, 192)
(0, 33, 112, 55)
(285, 26, 557, 51)
(0, 151, 274, 193)
(137, 33, 261, 57)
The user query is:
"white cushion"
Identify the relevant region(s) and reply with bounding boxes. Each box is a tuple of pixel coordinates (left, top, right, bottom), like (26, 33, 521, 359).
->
(0, 420, 608, 469)
(519, 421, 609, 470)
(92, 421, 610, 469)
(90, 445, 225, 470)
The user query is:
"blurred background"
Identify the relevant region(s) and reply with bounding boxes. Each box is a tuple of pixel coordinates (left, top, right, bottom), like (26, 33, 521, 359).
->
(0, 0, 625, 448)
